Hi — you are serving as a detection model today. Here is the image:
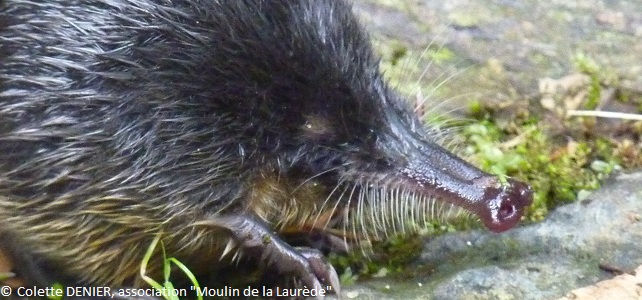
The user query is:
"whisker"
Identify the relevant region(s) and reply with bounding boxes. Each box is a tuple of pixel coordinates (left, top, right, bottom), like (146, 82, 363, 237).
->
(322, 183, 349, 230)
(344, 182, 359, 245)
(312, 176, 347, 230)
(407, 22, 451, 88)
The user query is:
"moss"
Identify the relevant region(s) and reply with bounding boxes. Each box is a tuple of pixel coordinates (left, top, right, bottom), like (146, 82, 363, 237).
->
(458, 106, 623, 223)
(329, 233, 426, 283)
(572, 52, 601, 110)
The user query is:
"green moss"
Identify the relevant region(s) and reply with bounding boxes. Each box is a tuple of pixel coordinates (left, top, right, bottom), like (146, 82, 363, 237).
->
(329, 233, 426, 283)
(573, 52, 601, 110)
(458, 105, 623, 223)
(426, 47, 456, 64)
(389, 43, 409, 66)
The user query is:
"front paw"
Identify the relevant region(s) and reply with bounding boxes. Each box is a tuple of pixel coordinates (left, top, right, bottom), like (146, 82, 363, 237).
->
(209, 215, 342, 297)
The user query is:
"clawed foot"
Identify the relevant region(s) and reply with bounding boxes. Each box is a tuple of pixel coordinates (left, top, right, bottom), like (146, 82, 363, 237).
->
(209, 215, 341, 297)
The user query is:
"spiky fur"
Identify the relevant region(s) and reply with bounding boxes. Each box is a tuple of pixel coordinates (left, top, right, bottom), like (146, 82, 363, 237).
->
(0, 0, 531, 289)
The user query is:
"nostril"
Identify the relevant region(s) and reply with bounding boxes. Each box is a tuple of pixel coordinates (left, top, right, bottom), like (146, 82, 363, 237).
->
(498, 202, 516, 220)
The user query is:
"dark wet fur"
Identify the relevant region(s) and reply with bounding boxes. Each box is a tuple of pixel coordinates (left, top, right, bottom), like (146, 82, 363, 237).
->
(0, 0, 532, 292)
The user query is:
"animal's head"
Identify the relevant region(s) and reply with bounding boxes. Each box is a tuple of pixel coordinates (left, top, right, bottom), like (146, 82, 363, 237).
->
(151, 0, 534, 240)
(207, 1, 534, 240)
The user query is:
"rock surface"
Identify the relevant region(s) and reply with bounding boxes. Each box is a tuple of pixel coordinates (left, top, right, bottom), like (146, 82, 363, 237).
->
(352, 0, 642, 109)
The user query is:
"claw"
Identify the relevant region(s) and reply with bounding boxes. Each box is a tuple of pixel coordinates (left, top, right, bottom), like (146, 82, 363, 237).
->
(300, 248, 341, 295)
